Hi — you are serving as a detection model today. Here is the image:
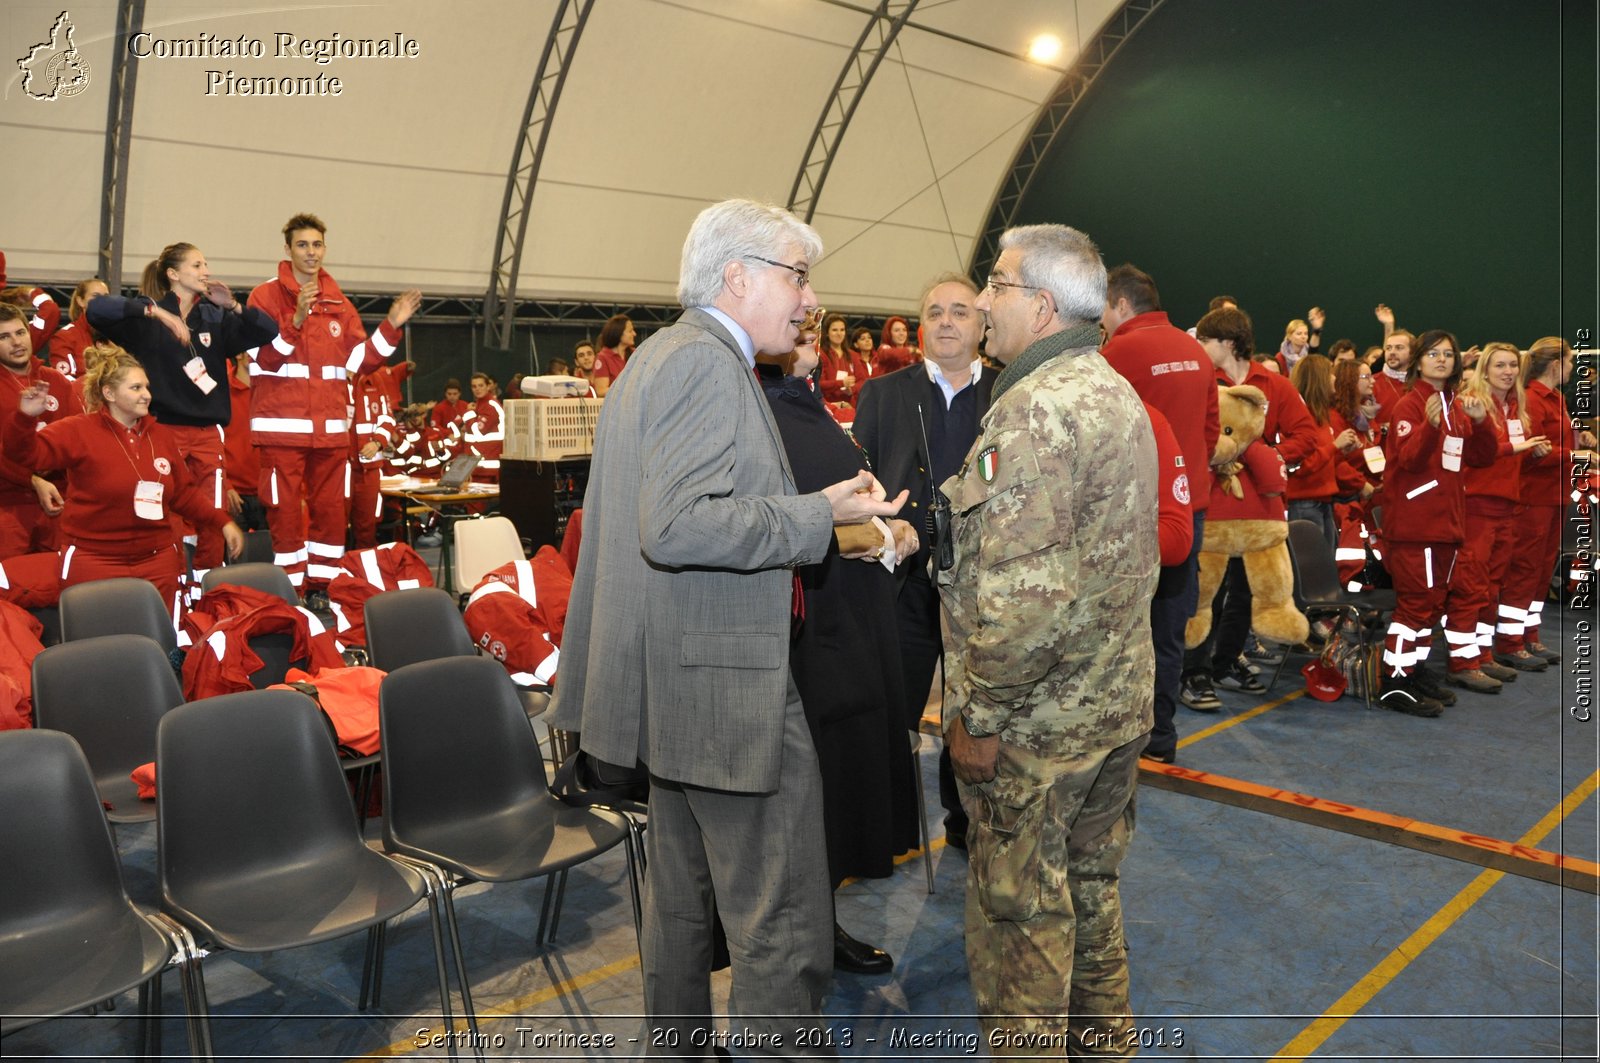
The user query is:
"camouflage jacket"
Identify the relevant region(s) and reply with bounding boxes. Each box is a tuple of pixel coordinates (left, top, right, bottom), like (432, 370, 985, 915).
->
(937, 323, 1158, 756)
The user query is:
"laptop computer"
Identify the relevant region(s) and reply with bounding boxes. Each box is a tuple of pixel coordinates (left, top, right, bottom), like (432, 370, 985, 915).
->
(411, 454, 480, 494)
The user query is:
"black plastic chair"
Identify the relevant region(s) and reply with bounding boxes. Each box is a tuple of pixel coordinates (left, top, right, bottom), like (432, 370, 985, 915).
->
(32, 634, 184, 825)
(364, 587, 477, 672)
(0, 730, 186, 1057)
(59, 577, 176, 656)
(1270, 519, 1398, 708)
(380, 657, 641, 1024)
(156, 689, 469, 1060)
(200, 561, 297, 605)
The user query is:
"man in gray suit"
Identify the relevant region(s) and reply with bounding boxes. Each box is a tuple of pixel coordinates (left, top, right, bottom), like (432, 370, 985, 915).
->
(550, 199, 907, 1057)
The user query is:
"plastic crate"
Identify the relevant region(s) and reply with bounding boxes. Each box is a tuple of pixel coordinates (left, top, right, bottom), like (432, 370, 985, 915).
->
(503, 397, 602, 461)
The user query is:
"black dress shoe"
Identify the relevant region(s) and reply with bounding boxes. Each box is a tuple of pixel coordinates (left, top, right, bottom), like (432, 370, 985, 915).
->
(834, 923, 893, 975)
(943, 818, 969, 851)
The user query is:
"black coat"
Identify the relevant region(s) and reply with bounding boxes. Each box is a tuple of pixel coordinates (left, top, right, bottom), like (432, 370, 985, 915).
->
(851, 362, 996, 585)
(758, 364, 918, 887)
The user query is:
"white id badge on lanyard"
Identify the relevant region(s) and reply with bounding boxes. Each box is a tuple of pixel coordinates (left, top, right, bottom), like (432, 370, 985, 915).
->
(1363, 445, 1386, 474)
(183, 356, 219, 395)
(1507, 419, 1526, 445)
(134, 480, 165, 520)
(1442, 435, 1464, 472)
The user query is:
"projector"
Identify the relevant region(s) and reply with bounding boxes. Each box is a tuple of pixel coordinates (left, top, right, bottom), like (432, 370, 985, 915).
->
(521, 375, 591, 398)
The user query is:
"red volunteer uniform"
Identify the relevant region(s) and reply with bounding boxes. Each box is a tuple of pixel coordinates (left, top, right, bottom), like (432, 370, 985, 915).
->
(349, 371, 399, 549)
(429, 397, 468, 435)
(1145, 404, 1195, 566)
(1371, 368, 1408, 427)
(248, 262, 402, 590)
(0, 363, 82, 557)
(1215, 361, 1322, 473)
(47, 318, 94, 379)
(461, 394, 504, 482)
(3, 408, 231, 620)
(1379, 382, 1497, 679)
(1498, 380, 1576, 654)
(1104, 311, 1220, 510)
(462, 550, 573, 687)
(1442, 399, 1523, 671)
(223, 370, 261, 501)
(1328, 407, 1384, 589)
(1284, 422, 1338, 505)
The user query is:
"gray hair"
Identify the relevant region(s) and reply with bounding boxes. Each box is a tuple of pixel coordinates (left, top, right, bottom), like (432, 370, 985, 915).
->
(997, 224, 1106, 325)
(677, 199, 823, 308)
(919, 271, 980, 311)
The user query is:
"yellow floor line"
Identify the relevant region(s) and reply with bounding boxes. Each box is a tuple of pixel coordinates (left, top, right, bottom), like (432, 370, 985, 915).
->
(353, 841, 953, 1059)
(1268, 770, 1600, 1062)
(1177, 688, 1304, 748)
(350, 952, 644, 1060)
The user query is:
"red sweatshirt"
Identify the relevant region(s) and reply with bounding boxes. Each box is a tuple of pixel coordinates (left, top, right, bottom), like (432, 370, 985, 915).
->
(1104, 312, 1220, 510)
(1372, 369, 1409, 427)
(4, 409, 231, 555)
(1463, 395, 1522, 507)
(0, 362, 83, 504)
(1284, 420, 1339, 502)
(1329, 408, 1380, 497)
(1145, 403, 1195, 566)
(1215, 361, 1322, 470)
(1382, 381, 1498, 544)
(1521, 380, 1576, 508)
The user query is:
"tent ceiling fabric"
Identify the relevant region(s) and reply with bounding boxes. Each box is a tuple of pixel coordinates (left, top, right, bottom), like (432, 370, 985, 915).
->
(4, 0, 1119, 315)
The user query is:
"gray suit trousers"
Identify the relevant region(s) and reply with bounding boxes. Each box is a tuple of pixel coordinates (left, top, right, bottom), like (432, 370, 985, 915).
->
(642, 674, 836, 1060)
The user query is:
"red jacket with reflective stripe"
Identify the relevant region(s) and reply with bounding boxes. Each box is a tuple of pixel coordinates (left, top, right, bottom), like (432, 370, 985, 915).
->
(247, 262, 400, 449)
(1382, 381, 1498, 544)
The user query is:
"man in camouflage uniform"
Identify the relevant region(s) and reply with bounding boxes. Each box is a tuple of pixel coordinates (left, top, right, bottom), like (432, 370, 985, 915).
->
(940, 224, 1158, 1057)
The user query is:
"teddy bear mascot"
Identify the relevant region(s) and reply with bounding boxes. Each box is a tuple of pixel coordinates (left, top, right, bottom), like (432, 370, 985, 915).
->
(1185, 384, 1310, 649)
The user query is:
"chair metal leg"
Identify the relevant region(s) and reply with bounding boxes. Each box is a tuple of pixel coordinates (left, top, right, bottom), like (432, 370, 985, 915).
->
(619, 817, 644, 947)
(910, 732, 934, 894)
(535, 872, 557, 946)
(138, 971, 159, 1063)
(546, 867, 571, 943)
(153, 914, 211, 1062)
(367, 922, 388, 1009)
(358, 923, 382, 1009)
(419, 889, 460, 1061)
(385, 854, 483, 1062)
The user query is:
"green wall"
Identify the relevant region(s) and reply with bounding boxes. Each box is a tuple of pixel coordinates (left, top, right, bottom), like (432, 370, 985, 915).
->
(1015, 0, 1595, 353)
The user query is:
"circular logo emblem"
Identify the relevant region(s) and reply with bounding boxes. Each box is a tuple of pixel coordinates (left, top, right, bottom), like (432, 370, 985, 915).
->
(489, 640, 507, 661)
(43, 394, 59, 412)
(154, 457, 172, 475)
(328, 321, 343, 338)
(1396, 420, 1413, 438)
(1172, 473, 1191, 507)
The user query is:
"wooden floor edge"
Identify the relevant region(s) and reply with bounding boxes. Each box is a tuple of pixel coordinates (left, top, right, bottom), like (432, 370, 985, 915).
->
(1139, 760, 1600, 894)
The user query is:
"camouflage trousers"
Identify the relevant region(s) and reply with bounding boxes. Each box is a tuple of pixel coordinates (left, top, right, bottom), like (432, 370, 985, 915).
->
(960, 735, 1143, 1059)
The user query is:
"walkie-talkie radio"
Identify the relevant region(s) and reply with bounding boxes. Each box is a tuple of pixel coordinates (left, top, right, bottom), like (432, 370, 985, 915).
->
(916, 404, 955, 571)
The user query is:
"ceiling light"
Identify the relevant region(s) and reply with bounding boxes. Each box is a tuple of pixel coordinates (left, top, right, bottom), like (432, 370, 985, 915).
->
(1028, 34, 1063, 64)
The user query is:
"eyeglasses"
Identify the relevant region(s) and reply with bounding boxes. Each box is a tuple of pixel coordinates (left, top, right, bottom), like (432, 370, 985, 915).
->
(983, 276, 1040, 297)
(747, 256, 811, 290)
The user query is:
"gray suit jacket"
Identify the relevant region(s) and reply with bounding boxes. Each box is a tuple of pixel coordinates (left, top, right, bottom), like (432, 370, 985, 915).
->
(549, 309, 834, 792)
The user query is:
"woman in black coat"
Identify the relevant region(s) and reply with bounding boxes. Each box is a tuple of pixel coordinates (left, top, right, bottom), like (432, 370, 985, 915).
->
(757, 327, 922, 976)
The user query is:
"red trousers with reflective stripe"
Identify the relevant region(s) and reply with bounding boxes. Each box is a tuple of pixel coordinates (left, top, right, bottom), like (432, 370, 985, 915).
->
(1497, 503, 1562, 652)
(348, 461, 383, 550)
(1383, 541, 1456, 677)
(1442, 507, 1517, 671)
(166, 424, 226, 575)
(259, 445, 349, 590)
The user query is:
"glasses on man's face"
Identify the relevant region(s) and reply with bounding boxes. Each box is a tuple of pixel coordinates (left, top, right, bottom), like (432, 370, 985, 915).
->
(748, 256, 811, 290)
(983, 275, 1040, 298)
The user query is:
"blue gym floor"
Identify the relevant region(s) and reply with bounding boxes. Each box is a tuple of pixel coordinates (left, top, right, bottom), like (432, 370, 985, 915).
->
(7, 602, 1596, 1061)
